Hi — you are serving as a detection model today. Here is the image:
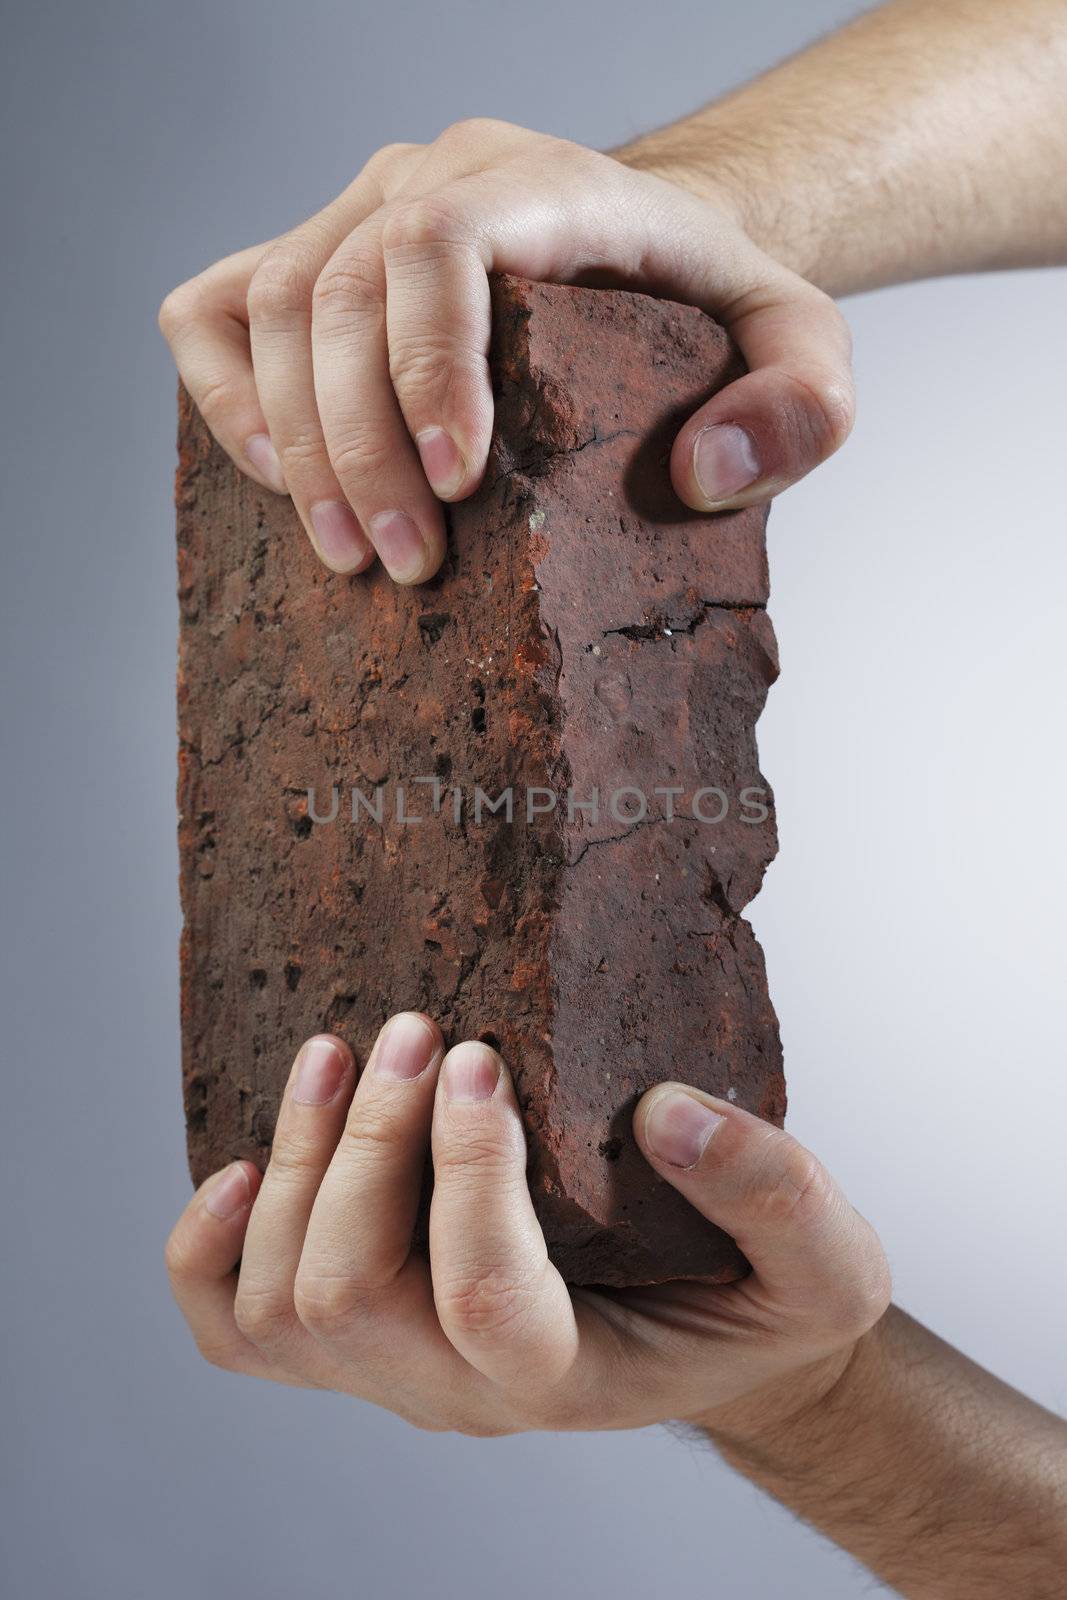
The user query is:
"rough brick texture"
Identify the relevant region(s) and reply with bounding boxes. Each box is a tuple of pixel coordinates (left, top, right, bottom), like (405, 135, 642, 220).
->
(177, 273, 784, 1286)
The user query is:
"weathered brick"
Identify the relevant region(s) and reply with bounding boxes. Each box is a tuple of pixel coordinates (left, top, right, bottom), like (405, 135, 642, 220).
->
(177, 274, 784, 1286)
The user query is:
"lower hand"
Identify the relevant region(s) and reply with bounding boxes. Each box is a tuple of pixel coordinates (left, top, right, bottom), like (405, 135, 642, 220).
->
(158, 120, 854, 585)
(166, 1013, 890, 1438)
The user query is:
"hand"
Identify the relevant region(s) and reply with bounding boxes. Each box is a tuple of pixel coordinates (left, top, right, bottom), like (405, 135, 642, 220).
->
(166, 1013, 890, 1437)
(158, 120, 854, 585)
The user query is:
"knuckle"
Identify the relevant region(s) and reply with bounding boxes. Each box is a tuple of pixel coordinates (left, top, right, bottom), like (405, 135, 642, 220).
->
(820, 294, 854, 359)
(381, 196, 464, 255)
(163, 1229, 196, 1285)
(438, 114, 513, 146)
(387, 334, 475, 402)
(293, 1273, 366, 1338)
(158, 276, 206, 335)
(436, 1266, 532, 1341)
(312, 249, 384, 321)
(798, 366, 855, 454)
(192, 369, 243, 428)
(246, 246, 316, 324)
(274, 429, 329, 478)
(264, 1128, 328, 1181)
(361, 140, 422, 186)
(233, 1285, 294, 1347)
(327, 426, 396, 487)
(370, 140, 418, 168)
(794, 300, 856, 454)
(746, 1136, 832, 1230)
(544, 134, 600, 175)
(436, 1127, 521, 1183)
(193, 1336, 246, 1373)
(341, 1105, 406, 1160)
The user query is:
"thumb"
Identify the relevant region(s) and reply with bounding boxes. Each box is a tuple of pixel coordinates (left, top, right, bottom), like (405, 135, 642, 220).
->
(670, 270, 855, 512)
(633, 1085, 889, 1332)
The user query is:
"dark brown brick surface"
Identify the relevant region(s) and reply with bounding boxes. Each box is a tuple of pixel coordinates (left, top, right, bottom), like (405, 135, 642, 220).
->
(177, 274, 784, 1286)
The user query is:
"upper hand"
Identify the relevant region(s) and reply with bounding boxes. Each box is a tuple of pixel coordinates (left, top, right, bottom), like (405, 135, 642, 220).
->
(166, 1014, 890, 1438)
(158, 120, 854, 585)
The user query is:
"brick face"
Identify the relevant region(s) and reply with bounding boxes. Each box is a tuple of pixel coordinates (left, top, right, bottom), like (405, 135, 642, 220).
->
(177, 274, 784, 1286)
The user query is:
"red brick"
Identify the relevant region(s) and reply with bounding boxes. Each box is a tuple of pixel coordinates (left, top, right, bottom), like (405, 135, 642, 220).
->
(177, 274, 784, 1286)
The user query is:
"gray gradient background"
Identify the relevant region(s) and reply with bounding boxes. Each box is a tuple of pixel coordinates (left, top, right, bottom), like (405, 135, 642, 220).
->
(2, 1, 1064, 1596)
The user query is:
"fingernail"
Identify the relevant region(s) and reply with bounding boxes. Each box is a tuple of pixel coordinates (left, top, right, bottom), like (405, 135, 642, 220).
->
(373, 1012, 439, 1081)
(292, 1036, 348, 1106)
(693, 424, 760, 505)
(442, 1043, 500, 1103)
(369, 509, 429, 583)
(245, 433, 287, 494)
(206, 1162, 252, 1219)
(416, 426, 467, 498)
(644, 1090, 724, 1169)
(310, 500, 371, 573)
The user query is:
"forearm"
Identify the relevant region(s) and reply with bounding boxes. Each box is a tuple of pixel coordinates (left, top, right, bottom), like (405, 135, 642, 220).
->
(704, 1306, 1067, 1598)
(613, 0, 1067, 296)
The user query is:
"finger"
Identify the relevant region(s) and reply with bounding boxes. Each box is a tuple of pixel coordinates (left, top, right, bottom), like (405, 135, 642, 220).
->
(379, 157, 843, 522)
(294, 1013, 486, 1424)
(669, 272, 855, 511)
(232, 1034, 354, 1362)
(430, 1041, 578, 1388)
(382, 198, 494, 502)
(633, 1086, 890, 1331)
(165, 1160, 285, 1378)
(158, 244, 288, 496)
(311, 214, 450, 584)
(381, 156, 629, 508)
(361, 123, 559, 505)
(246, 188, 388, 576)
(312, 150, 677, 558)
(297, 1011, 443, 1309)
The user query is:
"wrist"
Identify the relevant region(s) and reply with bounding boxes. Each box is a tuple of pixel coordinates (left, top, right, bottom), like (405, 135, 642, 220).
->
(607, 126, 751, 226)
(695, 1319, 886, 1458)
(608, 118, 827, 287)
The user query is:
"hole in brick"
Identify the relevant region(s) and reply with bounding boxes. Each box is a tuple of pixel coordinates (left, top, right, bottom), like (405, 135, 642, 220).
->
(290, 814, 313, 840)
(249, 969, 268, 990)
(418, 611, 451, 645)
(470, 707, 487, 734)
(284, 962, 302, 991)
(599, 1137, 623, 1162)
(324, 993, 358, 1030)
(479, 1031, 501, 1052)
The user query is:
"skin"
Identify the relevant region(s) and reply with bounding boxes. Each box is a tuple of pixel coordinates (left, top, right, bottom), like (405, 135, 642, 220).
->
(167, 1017, 892, 1432)
(615, 0, 1067, 297)
(158, 0, 1067, 584)
(158, 127, 853, 581)
(168, 1019, 1067, 1597)
(165, 1, 1067, 1592)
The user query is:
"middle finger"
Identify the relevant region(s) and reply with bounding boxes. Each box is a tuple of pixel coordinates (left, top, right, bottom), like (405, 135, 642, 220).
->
(312, 208, 449, 584)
